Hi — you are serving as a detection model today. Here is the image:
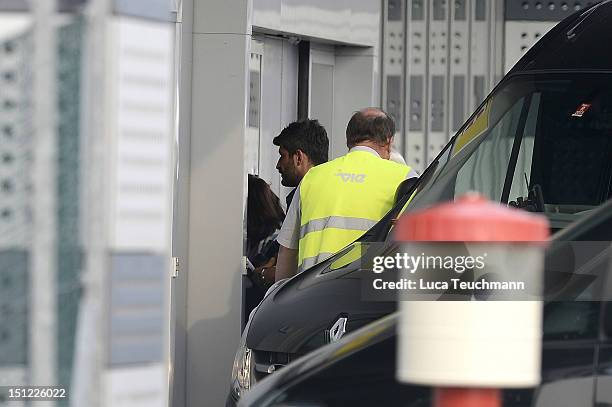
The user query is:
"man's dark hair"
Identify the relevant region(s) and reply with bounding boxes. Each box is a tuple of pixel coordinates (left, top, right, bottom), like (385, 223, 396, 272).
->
(273, 119, 329, 165)
(345, 109, 395, 148)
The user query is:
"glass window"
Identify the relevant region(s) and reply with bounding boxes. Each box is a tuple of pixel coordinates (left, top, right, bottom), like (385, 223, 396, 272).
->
(404, 73, 612, 231)
(508, 93, 539, 201)
(454, 96, 525, 201)
(543, 301, 599, 341)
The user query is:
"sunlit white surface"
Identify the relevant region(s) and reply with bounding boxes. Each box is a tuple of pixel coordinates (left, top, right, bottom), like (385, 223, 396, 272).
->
(0, 14, 31, 40)
(252, 0, 378, 46)
(108, 17, 174, 252)
(104, 364, 166, 407)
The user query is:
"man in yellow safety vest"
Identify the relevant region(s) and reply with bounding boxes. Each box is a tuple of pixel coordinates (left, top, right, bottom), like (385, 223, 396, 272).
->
(275, 108, 419, 281)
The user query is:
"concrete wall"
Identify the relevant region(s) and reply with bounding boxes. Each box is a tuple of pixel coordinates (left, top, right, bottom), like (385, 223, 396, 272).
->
(331, 45, 381, 159)
(176, 0, 250, 406)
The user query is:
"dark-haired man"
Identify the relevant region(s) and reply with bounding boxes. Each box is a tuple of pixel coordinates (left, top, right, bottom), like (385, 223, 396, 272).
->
(273, 119, 329, 208)
(275, 108, 419, 281)
(255, 119, 329, 284)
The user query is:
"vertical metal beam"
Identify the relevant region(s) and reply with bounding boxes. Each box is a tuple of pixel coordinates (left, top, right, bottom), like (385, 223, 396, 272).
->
(171, 0, 192, 406)
(187, 0, 251, 404)
(70, 0, 110, 406)
(379, 0, 385, 113)
(297, 40, 310, 120)
(381, 0, 406, 156)
(31, 0, 57, 398)
(448, 0, 470, 135)
(170, 0, 190, 405)
(404, 0, 429, 171)
(400, 0, 408, 156)
(490, 0, 505, 84)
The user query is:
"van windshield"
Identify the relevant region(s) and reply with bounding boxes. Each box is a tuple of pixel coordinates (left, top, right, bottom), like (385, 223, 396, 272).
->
(402, 72, 612, 232)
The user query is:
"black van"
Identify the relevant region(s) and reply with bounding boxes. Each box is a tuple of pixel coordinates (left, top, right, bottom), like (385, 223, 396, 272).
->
(238, 198, 612, 407)
(229, 1, 612, 403)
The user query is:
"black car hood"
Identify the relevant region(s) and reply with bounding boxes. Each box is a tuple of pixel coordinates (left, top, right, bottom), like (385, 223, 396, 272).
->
(246, 244, 396, 354)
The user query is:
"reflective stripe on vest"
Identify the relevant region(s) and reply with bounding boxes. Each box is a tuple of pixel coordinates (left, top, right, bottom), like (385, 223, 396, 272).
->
(299, 216, 378, 239)
(297, 150, 411, 270)
(299, 252, 335, 273)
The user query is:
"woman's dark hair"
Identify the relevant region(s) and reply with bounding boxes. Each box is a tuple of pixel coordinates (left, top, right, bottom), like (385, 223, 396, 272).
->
(247, 174, 285, 248)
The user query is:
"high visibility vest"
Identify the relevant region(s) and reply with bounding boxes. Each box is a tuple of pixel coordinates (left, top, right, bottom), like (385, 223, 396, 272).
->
(298, 150, 411, 271)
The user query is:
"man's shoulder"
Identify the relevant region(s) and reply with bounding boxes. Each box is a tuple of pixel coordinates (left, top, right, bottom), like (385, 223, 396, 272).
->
(372, 155, 412, 174)
(303, 155, 345, 179)
(382, 158, 409, 170)
(285, 188, 297, 208)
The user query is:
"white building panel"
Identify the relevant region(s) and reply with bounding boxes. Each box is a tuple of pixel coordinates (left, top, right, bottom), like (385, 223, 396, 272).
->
(504, 21, 556, 73)
(384, 0, 505, 172)
(108, 17, 174, 252)
(0, 14, 31, 39)
(252, 0, 379, 47)
(104, 364, 167, 407)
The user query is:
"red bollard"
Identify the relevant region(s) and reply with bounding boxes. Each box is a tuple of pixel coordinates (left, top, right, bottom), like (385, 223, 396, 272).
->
(434, 388, 501, 407)
(393, 193, 549, 407)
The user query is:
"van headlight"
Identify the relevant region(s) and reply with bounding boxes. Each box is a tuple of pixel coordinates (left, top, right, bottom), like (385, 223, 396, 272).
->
(230, 279, 288, 399)
(230, 321, 255, 398)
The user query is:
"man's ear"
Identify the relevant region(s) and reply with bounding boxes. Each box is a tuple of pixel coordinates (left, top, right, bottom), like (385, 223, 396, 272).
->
(381, 137, 393, 160)
(295, 149, 306, 166)
(386, 136, 394, 153)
